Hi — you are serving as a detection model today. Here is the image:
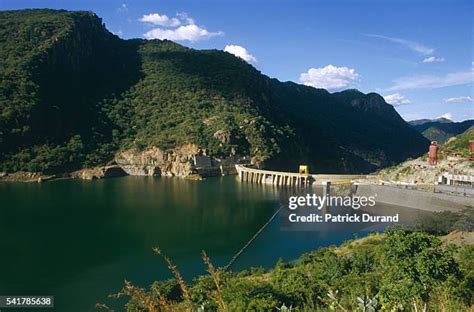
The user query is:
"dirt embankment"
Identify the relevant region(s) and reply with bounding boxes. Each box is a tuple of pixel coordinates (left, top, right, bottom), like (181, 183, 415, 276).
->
(441, 231, 474, 246)
(378, 157, 473, 185)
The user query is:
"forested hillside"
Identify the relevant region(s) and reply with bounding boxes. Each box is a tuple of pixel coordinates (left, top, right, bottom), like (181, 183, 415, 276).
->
(0, 9, 429, 174)
(409, 118, 474, 144)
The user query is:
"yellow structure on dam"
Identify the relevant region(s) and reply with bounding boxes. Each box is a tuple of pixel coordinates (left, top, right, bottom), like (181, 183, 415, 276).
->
(298, 165, 309, 175)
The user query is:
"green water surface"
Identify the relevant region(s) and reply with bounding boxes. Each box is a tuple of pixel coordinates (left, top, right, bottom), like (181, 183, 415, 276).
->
(0, 176, 427, 311)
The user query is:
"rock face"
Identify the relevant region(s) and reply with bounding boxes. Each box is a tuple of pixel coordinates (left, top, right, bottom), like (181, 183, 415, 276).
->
(0, 171, 58, 182)
(70, 165, 126, 180)
(115, 144, 243, 177)
(115, 144, 197, 177)
(213, 129, 232, 144)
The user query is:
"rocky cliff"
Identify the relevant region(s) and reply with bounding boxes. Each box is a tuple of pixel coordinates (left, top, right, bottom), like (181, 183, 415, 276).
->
(115, 145, 197, 177)
(115, 144, 242, 178)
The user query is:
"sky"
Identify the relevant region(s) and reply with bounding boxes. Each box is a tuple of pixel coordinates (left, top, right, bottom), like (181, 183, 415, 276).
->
(1, 0, 473, 121)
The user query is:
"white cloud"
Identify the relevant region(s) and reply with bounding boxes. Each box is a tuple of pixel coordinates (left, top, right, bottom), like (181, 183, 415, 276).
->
(386, 67, 473, 91)
(383, 93, 411, 106)
(140, 12, 223, 42)
(144, 24, 223, 42)
(299, 65, 359, 91)
(444, 96, 473, 103)
(176, 12, 195, 25)
(364, 34, 434, 55)
(224, 45, 257, 64)
(422, 56, 445, 63)
(117, 3, 128, 13)
(438, 112, 453, 120)
(140, 13, 181, 27)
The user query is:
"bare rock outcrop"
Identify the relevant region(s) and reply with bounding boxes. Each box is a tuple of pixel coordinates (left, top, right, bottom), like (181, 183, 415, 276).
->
(213, 129, 232, 144)
(70, 165, 126, 180)
(0, 171, 58, 182)
(115, 144, 199, 177)
(115, 144, 245, 178)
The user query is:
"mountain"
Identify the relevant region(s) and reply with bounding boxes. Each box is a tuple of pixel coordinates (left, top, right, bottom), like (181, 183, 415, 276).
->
(408, 117, 453, 126)
(409, 118, 474, 143)
(0, 9, 429, 175)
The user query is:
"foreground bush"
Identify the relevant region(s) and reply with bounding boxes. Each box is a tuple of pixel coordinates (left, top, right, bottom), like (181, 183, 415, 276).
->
(98, 231, 473, 311)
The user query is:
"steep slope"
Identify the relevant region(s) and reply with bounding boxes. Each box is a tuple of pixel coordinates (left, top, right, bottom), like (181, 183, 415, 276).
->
(0, 9, 429, 175)
(0, 9, 141, 172)
(377, 127, 473, 184)
(267, 85, 428, 172)
(444, 126, 474, 157)
(409, 118, 474, 143)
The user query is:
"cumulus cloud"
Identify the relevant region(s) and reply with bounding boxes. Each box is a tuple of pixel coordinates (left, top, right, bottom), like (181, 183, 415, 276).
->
(299, 65, 359, 91)
(438, 112, 453, 120)
(140, 12, 223, 42)
(422, 56, 445, 63)
(144, 24, 223, 42)
(444, 96, 473, 103)
(140, 13, 181, 27)
(383, 93, 411, 106)
(364, 34, 434, 55)
(386, 67, 473, 91)
(224, 45, 257, 64)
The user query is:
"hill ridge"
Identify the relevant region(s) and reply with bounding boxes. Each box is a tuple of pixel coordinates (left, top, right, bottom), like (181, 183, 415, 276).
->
(0, 9, 429, 175)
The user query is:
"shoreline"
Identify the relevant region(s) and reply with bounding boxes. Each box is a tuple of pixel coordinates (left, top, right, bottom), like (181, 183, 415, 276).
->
(0, 165, 232, 183)
(2, 171, 472, 218)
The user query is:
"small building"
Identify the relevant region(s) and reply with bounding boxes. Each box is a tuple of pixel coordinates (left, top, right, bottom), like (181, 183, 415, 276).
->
(438, 173, 474, 186)
(194, 155, 212, 168)
(469, 140, 474, 153)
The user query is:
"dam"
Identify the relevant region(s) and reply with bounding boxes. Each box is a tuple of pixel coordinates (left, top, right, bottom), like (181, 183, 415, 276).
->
(235, 164, 370, 186)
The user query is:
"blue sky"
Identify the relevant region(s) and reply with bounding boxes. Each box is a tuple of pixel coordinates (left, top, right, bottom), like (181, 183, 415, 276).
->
(2, 0, 473, 121)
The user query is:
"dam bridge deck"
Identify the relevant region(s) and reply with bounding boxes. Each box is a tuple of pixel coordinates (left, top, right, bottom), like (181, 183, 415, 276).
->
(235, 164, 370, 186)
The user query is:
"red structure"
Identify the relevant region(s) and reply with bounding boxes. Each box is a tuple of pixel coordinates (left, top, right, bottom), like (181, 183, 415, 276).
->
(470, 140, 474, 153)
(428, 141, 438, 165)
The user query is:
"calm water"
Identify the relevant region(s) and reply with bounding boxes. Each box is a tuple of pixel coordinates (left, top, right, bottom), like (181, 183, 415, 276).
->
(0, 176, 428, 311)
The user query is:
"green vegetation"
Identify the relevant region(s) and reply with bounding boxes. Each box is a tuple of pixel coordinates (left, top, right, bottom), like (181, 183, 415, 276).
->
(409, 119, 474, 144)
(422, 127, 452, 144)
(0, 9, 140, 172)
(443, 127, 474, 158)
(98, 231, 473, 311)
(1, 9, 429, 175)
(411, 209, 474, 234)
(397, 165, 415, 176)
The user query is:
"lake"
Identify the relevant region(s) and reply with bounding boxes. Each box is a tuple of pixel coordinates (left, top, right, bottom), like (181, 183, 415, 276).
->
(0, 176, 429, 311)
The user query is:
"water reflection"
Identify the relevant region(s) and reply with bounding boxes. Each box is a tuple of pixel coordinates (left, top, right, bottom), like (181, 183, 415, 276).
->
(0, 177, 429, 311)
(0, 176, 278, 311)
